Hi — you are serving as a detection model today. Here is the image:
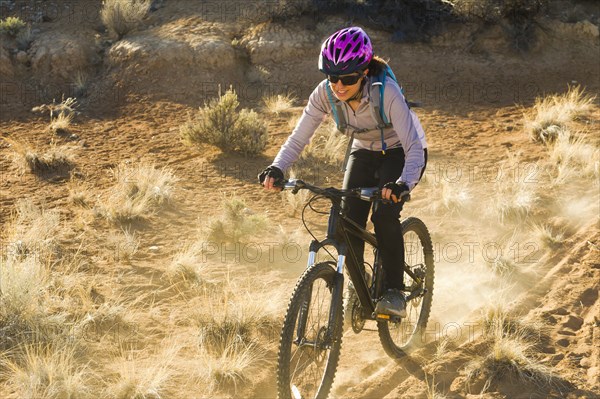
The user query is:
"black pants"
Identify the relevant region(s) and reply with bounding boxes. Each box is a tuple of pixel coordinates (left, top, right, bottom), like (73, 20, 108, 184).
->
(342, 147, 407, 290)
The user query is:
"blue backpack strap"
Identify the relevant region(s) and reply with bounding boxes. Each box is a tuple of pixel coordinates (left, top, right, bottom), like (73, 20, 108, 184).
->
(325, 83, 347, 133)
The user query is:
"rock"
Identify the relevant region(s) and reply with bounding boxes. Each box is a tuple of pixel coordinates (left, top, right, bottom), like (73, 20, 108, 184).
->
(587, 366, 599, 380)
(563, 315, 584, 331)
(29, 32, 97, 84)
(577, 20, 600, 38)
(580, 357, 591, 368)
(16, 51, 28, 64)
(0, 46, 13, 77)
(553, 307, 569, 315)
(148, 246, 160, 252)
(556, 338, 570, 347)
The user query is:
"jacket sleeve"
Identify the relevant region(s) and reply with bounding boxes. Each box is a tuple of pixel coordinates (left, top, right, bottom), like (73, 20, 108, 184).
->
(272, 81, 330, 172)
(384, 82, 425, 191)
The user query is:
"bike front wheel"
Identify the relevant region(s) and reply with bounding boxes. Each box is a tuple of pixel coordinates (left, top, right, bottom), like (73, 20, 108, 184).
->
(277, 261, 344, 399)
(377, 217, 435, 359)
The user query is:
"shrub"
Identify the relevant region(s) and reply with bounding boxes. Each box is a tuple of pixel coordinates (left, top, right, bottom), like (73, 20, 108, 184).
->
(180, 88, 268, 156)
(0, 16, 26, 37)
(101, 0, 150, 39)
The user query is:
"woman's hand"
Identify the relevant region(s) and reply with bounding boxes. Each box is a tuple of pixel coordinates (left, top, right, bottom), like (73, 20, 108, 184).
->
(381, 182, 409, 203)
(258, 166, 285, 191)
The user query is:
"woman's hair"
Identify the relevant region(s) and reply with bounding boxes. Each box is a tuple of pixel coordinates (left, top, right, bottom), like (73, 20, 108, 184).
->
(366, 56, 389, 77)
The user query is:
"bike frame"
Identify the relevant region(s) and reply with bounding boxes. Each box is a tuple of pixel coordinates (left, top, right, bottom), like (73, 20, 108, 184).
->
(285, 179, 425, 344)
(305, 192, 424, 321)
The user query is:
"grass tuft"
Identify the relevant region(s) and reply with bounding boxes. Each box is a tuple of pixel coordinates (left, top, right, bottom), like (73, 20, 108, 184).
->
(466, 305, 554, 393)
(262, 93, 296, 115)
(524, 86, 596, 144)
(166, 243, 208, 286)
(0, 344, 93, 399)
(206, 198, 268, 243)
(99, 162, 177, 223)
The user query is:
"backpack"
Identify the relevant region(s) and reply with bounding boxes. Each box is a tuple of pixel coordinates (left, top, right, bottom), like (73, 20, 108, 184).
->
(324, 64, 422, 171)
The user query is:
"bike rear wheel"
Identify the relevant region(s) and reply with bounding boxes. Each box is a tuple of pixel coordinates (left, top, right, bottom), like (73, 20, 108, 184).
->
(277, 261, 344, 399)
(377, 217, 435, 359)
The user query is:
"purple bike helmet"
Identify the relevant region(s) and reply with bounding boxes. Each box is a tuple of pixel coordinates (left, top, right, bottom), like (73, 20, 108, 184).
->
(318, 27, 373, 75)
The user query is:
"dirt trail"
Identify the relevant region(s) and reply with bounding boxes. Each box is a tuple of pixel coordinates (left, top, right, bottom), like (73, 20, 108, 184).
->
(1, 2, 599, 398)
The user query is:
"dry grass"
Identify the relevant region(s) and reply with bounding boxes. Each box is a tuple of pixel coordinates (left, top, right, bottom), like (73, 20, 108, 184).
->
(99, 162, 177, 223)
(548, 129, 599, 181)
(32, 97, 78, 131)
(68, 180, 93, 208)
(181, 87, 268, 156)
(492, 153, 538, 224)
(524, 86, 596, 144)
(431, 179, 472, 214)
(299, 121, 348, 166)
(4, 199, 61, 260)
(166, 242, 209, 286)
(49, 111, 74, 134)
(0, 344, 93, 399)
(262, 93, 296, 115)
(107, 343, 179, 399)
(101, 0, 150, 40)
(200, 341, 264, 393)
(465, 305, 555, 393)
(73, 70, 89, 97)
(107, 229, 140, 262)
(190, 288, 276, 393)
(9, 139, 74, 177)
(0, 256, 54, 350)
(280, 185, 311, 218)
(206, 197, 268, 243)
(424, 373, 448, 399)
(531, 223, 564, 250)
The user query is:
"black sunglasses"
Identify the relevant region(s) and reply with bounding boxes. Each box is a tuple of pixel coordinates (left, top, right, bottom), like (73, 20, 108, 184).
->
(327, 73, 363, 86)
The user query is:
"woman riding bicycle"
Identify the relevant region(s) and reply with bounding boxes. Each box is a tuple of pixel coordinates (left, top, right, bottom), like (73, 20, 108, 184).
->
(259, 27, 427, 317)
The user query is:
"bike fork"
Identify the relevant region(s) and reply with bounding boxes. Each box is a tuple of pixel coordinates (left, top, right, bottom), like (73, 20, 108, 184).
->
(326, 254, 345, 343)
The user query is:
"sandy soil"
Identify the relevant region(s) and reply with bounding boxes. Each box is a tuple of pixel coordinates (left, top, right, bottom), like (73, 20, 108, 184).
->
(1, 2, 599, 398)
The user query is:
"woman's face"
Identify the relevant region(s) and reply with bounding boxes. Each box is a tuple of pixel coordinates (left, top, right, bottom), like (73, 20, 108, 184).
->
(328, 69, 368, 102)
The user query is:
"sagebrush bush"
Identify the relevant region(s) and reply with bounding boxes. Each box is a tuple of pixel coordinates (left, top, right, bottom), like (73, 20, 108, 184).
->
(0, 16, 26, 37)
(101, 0, 150, 39)
(180, 88, 268, 156)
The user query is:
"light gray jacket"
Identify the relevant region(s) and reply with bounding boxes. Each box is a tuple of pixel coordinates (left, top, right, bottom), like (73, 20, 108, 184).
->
(272, 77, 427, 190)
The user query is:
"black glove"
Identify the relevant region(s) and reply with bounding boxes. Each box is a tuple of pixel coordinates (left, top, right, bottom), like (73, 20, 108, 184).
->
(258, 165, 284, 185)
(382, 182, 410, 202)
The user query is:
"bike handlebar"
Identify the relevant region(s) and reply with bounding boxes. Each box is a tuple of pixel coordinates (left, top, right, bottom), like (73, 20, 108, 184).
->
(278, 179, 410, 203)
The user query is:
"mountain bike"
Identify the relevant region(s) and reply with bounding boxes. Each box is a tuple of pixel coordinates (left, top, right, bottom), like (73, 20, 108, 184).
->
(276, 179, 434, 399)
